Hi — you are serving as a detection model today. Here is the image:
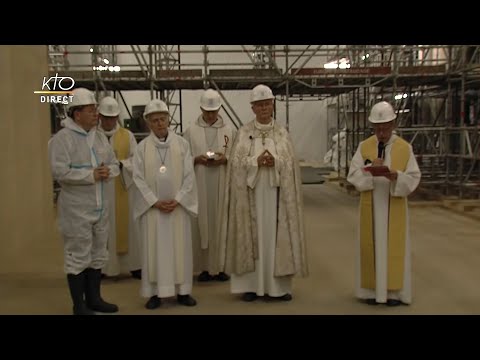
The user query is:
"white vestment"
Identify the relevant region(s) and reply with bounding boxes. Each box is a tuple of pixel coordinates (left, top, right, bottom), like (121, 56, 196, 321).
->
(183, 115, 236, 273)
(133, 131, 198, 298)
(230, 120, 292, 297)
(99, 124, 141, 276)
(347, 134, 421, 304)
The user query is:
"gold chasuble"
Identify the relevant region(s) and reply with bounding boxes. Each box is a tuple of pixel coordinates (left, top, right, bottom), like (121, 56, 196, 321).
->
(112, 127, 130, 254)
(359, 135, 410, 290)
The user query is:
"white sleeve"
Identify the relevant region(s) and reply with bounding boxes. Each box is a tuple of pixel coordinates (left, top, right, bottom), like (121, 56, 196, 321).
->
(391, 145, 422, 197)
(49, 135, 95, 185)
(104, 138, 120, 180)
(120, 131, 137, 175)
(347, 144, 374, 192)
(174, 141, 198, 217)
(132, 143, 158, 219)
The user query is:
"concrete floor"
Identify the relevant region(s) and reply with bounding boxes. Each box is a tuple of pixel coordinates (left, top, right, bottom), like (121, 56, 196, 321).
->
(1, 184, 479, 315)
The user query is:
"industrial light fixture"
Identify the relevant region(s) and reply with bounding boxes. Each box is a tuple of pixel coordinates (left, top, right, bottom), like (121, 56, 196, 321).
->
(394, 93, 408, 100)
(92, 65, 121, 72)
(323, 57, 351, 69)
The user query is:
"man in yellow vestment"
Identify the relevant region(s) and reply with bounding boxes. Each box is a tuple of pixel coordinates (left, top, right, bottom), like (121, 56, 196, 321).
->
(347, 101, 421, 306)
(97, 96, 141, 280)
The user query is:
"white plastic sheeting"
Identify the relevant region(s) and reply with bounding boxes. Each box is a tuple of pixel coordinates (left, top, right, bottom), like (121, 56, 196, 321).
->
(118, 90, 329, 164)
(323, 130, 347, 171)
(276, 100, 328, 164)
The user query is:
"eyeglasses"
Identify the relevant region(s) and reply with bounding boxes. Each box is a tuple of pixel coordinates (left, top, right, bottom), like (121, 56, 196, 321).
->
(372, 123, 394, 132)
(81, 105, 98, 114)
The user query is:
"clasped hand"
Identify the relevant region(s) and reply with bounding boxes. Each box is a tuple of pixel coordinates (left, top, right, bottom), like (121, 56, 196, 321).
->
(153, 200, 178, 213)
(257, 150, 274, 167)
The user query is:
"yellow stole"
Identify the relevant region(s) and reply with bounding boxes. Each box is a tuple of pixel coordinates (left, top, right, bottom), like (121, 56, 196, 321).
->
(112, 127, 130, 255)
(359, 135, 409, 290)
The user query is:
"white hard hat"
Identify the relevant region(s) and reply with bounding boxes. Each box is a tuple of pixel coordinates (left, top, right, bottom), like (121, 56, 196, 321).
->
(200, 89, 222, 111)
(143, 99, 169, 120)
(250, 84, 275, 103)
(98, 96, 120, 117)
(368, 101, 397, 123)
(67, 88, 97, 110)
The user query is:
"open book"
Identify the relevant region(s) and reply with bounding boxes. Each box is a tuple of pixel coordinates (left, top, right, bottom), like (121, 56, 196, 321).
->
(363, 165, 390, 177)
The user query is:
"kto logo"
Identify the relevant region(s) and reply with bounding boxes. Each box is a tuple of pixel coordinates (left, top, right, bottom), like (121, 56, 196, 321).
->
(34, 73, 75, 105)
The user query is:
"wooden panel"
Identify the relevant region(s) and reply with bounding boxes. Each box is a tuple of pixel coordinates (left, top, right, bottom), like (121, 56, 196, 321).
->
(49, 70, 147, 80)
(210, 69, 281, 77)
(398, 65, 446, 74)
(101, 70, 145, 78)
(291, 67, 392, 76)
(2, 46, 61, 273)
(157, 69, 202, 78)
(49, 70, 93, 80)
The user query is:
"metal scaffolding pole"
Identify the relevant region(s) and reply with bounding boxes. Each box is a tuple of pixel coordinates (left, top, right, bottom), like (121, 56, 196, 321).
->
(46, 45, 480, 198)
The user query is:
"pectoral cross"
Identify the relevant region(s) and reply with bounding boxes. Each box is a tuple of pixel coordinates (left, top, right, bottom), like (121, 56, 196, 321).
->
(260, 131, 269, 146)
(222, 135, 229, 153)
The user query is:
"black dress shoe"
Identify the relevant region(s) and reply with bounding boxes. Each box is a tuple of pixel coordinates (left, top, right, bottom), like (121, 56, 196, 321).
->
(197, 271, 213, 282)
(269, 293, 292, 301)
(130, 269, 141, 280)
(242, 292, 258, 302)
(177, 294, 197, 306)
(145, 296, 161, 310)
(366, 298, 379, 305)
(386, 299, 402, 307)
(214, 272, 230, 281)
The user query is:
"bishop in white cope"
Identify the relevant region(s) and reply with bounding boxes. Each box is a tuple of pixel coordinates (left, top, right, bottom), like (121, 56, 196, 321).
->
(216, 85, 308, 302)
(133, 99, 198, 309)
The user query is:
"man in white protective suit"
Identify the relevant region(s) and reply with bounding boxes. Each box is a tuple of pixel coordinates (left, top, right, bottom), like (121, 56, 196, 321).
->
(49, 88, 120, 315)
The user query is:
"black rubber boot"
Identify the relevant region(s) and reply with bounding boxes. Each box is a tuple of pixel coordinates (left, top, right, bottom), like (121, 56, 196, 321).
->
(67, 272, 95, 315)
(85, 268, 119, 313)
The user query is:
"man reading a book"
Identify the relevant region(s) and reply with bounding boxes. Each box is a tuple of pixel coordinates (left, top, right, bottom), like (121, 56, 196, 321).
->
(347, 101, 421, 307)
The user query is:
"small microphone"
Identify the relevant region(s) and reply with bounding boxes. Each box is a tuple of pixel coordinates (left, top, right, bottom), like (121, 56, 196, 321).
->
(377, 141, 385, 159)
(249, 135, 253, 140)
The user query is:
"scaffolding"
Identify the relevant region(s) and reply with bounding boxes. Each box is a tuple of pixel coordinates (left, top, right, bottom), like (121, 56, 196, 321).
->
(48, 45, 480, 199)
(327, 46, 480, 199)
